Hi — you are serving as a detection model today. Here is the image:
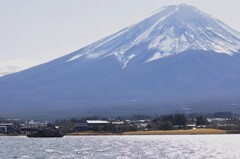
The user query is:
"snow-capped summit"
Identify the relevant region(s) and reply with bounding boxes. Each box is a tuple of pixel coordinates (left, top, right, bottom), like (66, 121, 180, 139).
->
(1, 4, 240, 118)
(66, 4, 240, 66)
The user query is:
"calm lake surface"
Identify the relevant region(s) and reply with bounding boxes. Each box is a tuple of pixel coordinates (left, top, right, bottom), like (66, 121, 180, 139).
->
(0, 135, 239, 159)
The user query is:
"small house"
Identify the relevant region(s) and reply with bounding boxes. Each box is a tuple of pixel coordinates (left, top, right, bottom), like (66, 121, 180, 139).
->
(75, 120, 111, 131)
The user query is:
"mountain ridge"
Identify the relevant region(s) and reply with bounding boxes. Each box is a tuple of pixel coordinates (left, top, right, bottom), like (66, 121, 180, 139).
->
(59, 4, 240, 69)
(1, 4, 240, 119)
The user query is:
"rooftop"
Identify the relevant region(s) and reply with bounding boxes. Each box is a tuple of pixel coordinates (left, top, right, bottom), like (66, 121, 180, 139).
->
(86, 120, 110, 124)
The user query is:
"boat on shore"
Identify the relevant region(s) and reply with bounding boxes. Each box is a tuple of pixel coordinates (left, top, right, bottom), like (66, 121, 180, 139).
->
(27, 130, 64, 138)
(27, 124, 64, 138)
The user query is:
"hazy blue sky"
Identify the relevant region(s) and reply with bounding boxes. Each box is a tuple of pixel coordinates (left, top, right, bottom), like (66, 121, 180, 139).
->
(0, 0, 240, 74)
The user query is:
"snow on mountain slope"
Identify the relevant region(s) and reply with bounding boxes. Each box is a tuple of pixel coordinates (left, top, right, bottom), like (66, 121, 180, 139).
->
(65, 4, 240, 67)
(1, 4, 240, 118)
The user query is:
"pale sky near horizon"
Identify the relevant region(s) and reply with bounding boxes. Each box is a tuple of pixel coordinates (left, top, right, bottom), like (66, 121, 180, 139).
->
(0, 0, 240, 75)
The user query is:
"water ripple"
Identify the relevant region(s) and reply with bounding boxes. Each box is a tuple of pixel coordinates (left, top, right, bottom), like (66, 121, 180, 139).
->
(0, 135, 240, 159)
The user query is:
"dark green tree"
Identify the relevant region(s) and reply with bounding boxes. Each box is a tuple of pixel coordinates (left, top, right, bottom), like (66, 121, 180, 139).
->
(159, 121, 173, 130)
(196, 116, 207, 126)
(173, 114, 187, 128)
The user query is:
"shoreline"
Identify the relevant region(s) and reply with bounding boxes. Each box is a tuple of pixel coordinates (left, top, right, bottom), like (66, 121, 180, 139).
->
(68, 128, 228, 136)
(1, 129, 240, 137)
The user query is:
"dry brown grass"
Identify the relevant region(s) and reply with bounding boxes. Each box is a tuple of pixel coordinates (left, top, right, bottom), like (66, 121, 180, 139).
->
(123, 129, 226, 135)
(68, 128, 226, 136)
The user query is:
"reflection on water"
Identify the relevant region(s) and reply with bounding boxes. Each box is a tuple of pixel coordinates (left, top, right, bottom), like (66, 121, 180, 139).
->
(0, 135, 239, 159)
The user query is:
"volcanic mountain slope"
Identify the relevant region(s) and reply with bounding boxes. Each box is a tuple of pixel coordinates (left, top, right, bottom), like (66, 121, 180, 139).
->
(1, 4, 240, 119)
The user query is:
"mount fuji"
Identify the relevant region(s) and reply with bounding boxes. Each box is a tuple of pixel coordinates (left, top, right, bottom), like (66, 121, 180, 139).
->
(1, 4, 240, 119)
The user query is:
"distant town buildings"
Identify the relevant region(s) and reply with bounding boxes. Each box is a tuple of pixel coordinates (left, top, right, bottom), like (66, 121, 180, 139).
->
(0, 112, 240, 135)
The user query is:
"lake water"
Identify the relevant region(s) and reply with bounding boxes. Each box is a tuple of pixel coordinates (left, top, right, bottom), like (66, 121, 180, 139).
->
(0, 135, 239, 159)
